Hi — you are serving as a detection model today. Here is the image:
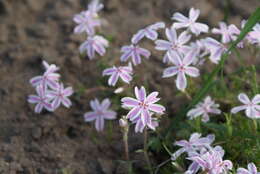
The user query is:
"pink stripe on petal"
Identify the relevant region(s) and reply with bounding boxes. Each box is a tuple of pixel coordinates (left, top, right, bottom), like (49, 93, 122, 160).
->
(30, 76, 42, 86)
(61, 98, 72, 108)
(135, 119, 145, 133)
(176, 72, 187, 91)
(148, 104, 165, 113)
(126, 107, 141, 119)
(119, 72, 132, 83)
(28, 95, 40, 103)
(108, 73, 119, 86)
(84, 112, 98, 121)
(146, 92, 159, 104)
(95, 117, 104, 131)
(35, 103, 43, 113)
(121, 97, 139, 107)
(185, 67, 200, 77)
(52, 98, 61, 110)
(103, 111, 117, 120)
(141, 109, 152, 126)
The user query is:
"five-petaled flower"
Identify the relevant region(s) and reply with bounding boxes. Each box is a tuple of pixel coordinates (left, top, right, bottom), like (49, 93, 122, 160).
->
(47, 83, 74, 110)
(79, 35, 109, 59)
(131, 22, 165, 44)
(30, 62, 60, 90)
(155, 26, 191, 63)
(84, 98, 117, 131)
(172, 133, 215, 160)
(102, 64, 133, 86)
(120, 44, 151, 66)
(73, 11, 101, 35)
(187, 96, 221, 122)
(231, 93, 260, 119)
(28, 85, 53, 113)
(162, 50, 200, 91)
(172, 8, 209, 36)
(237, 163, 260, 174)
(212, 22, 240, 44)
(121, 86, 165, 131)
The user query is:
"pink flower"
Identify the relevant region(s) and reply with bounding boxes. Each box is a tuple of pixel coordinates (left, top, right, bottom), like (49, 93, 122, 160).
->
(30, 61, 60, 90)
(155, 27, 191, 63)
(102, 64, 133, 86)
(187, 96, 221, 122)
(162, 50, 200, 91)
(172, 133, 215, 160)
(121, 86, 165, 130)
(212, 22, 240, 44)
(131, 22, 165, 44)
(204, 37, 227, 64)
(188, 150, 233, 174)
(231, 93, 260, 119)
(73, 11, 101, 35)
(237, 163, 260, 174)
(88, 0, 104, 16)
(172, 8, 209, 36)
(47, 83, 73, 110)
(120, 44, 151, 66)
(79, 35, 109, 59)
(28, 85, 53, 113)
(84, 98, 117, 131)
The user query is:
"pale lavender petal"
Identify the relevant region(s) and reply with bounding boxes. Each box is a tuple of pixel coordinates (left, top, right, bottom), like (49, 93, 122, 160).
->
(172, 12, 188, 23)
(252, 94, 260, 104)
(120, 50, 132, 62)
(30, 76, 42, 86)
(185, 67, 200, 77)
(148, 104, 165, 113)
(101, 98, 111, 110)
(103, 111, 117, 120)
(95, 117, 104, 131)
(138, 86, 146, 101)
(189, 8, 200, 21)
(145, 29, 158, 40)
(119, 72, 132, 83)
(167, 51, 182, 66)
(138, 48, 151, 58)
(176, 72, 187, 91)
(63, 87, 73, 97)
(146, 92, 159, 104)
(35, 103, 43, 113)
(28, 95, 40, 103)
(127, 107, 141, 119)
(163, 66, 179, 78)
(61, 98, 72, 108)
(141, 109, 152, 125)
(166, 27, 177, 42)
(135, 119, 145, 133)
(108, 73, 119, 86)
(155, 40, 172, 50)
(52, 98, 61, 110)
(231, 105, 247, 114)
(102, 67, 116, 76)
(131, 30, 145, 44)
(121, 97, 140, 107)
(238, 93, 250, 104)
(178, 31, 191, 45)
(84, 112, 98, 121)
(132, 51, 141, 65)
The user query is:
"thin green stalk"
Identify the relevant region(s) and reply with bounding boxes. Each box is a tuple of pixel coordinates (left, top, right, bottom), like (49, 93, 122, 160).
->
(144, 128, 153, 174)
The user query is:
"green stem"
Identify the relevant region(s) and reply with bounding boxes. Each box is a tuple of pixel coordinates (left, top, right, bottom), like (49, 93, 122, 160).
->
(195, 117, 201, 133)
(144, 128, 153, 174)
(253, 119, 258, 134)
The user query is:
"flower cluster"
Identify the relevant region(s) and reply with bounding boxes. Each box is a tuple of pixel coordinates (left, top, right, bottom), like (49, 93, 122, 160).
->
(172, 133, 233, 174)
(28, 61, 73, 113)
(74, 0, 108, 59)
